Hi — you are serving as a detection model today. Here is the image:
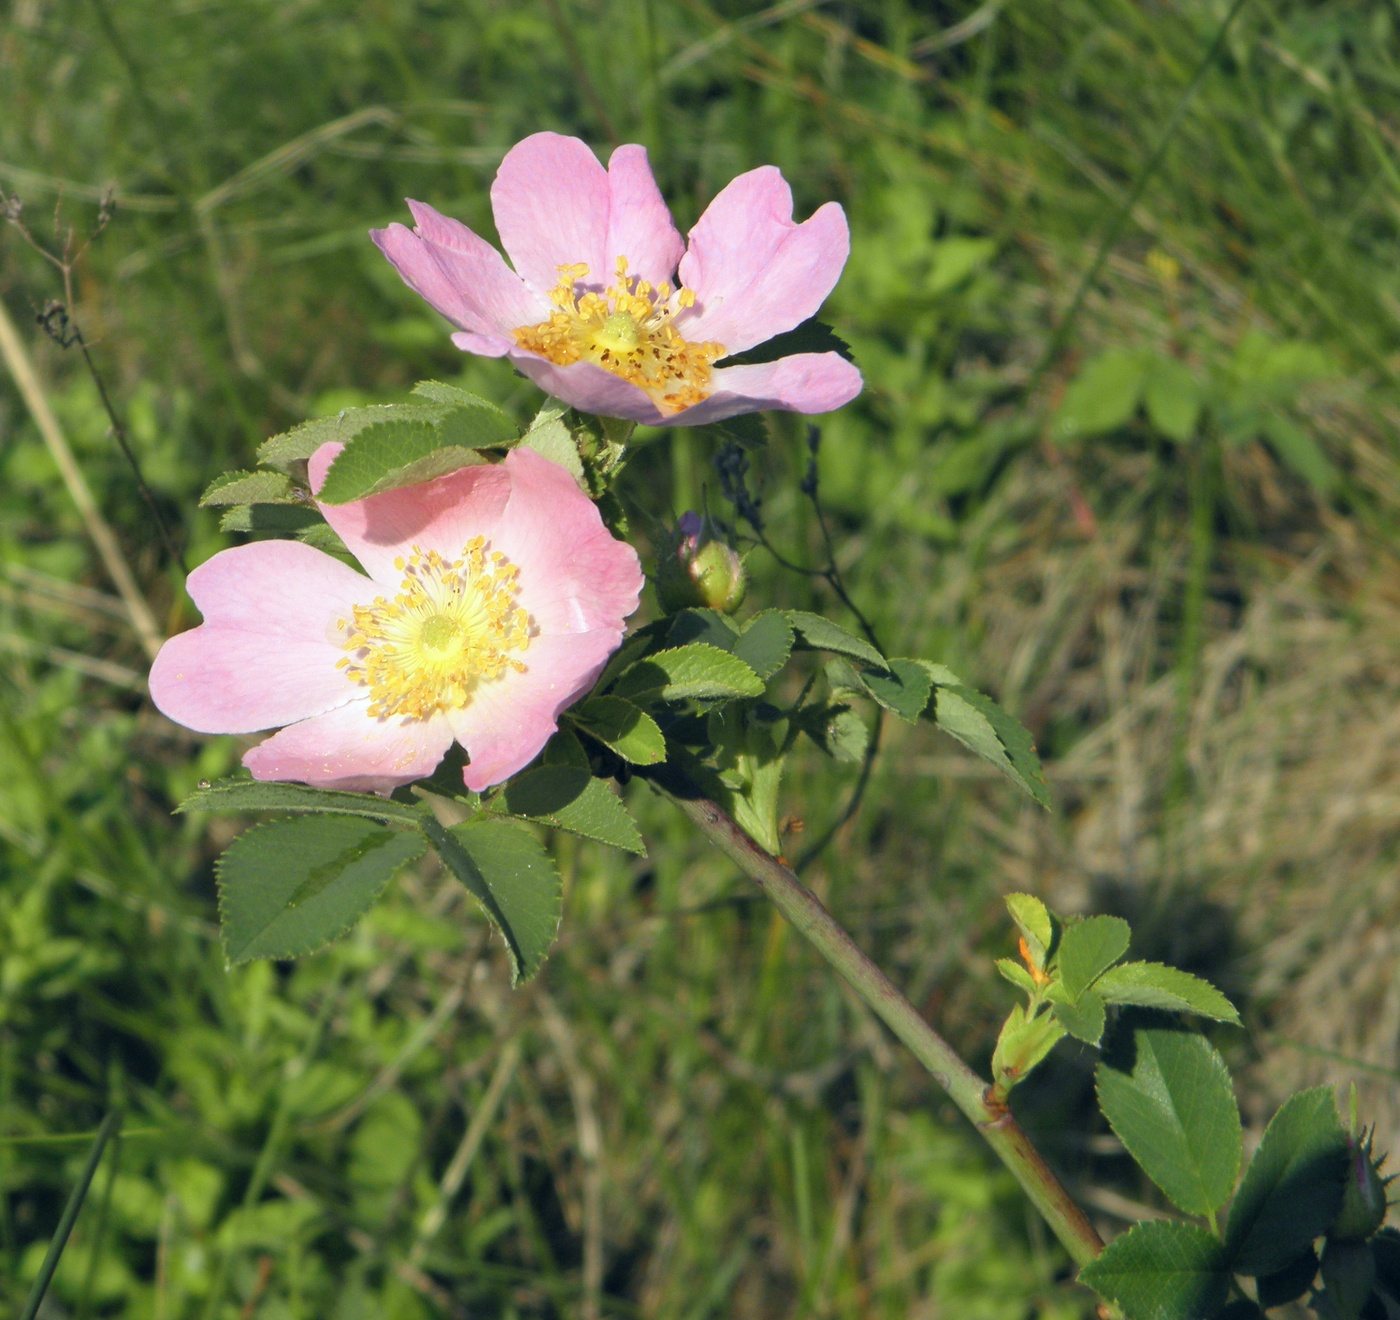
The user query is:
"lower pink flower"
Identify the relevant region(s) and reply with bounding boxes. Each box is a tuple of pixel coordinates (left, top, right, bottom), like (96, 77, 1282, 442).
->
(150, 446, 643, 794)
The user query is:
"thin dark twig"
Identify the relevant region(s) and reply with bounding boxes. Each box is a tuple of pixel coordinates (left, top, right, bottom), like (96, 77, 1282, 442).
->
(2, 190, 187, 572)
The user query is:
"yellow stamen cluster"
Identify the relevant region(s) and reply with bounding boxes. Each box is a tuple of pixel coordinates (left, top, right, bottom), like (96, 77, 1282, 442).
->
(337, 539, 531, 720)
(513, 257, 726, 414)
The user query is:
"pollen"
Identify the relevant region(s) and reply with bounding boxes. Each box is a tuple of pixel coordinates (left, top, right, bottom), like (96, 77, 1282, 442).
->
(338, 539, 531, 720)
(513, 256, 726, 414)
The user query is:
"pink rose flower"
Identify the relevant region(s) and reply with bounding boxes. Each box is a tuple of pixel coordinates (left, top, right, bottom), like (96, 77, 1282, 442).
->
(371, 131, 862, 426)
(150, 446, 643, 794)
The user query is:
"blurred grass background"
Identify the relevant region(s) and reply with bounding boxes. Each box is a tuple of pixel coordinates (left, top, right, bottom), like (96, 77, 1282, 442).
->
(2, 0, 1400, 1315)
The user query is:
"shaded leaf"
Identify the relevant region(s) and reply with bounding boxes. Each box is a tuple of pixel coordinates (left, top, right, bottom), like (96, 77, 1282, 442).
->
(1057, 915, 1131, 1000)
(200, 470, 295, 506)
(1052, 990, 1106, 1045)
(809, 705, 869, 764)
(859, 658, 933, 724)
(256, 402, 447, 472)
(542, 727, 591, 769)
(612, 644, 764, 703)
(1094, 962, 1240, 1024)
(1079, 1222, 1230, 1320)
(667, 609, 740, 652)
(719, 317, 854, 367)
(1256, 1247, 1320, 1309)
(220, 504, 323, 534)
(787, 611, 885, 667)
(424, 817, 562, 984)
(179, 777, 421, 825)
(734, 610, 793, 681)
(570, 696, 667, 765)
(497, 767, 645, 855)
(519, 405, 585, 485)
(1226, 1087, 1349, 1276)
(217, 816, 425, 964)
(707, 412, 770, 450)
(1096, 1028, 1242, 1216)
(1051, 349, 1150, 443)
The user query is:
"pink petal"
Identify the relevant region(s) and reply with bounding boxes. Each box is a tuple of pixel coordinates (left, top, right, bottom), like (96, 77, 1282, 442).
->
(507, 352, 669, 425)
(490, 448, 644, 635)
(310, 443, 513, 586)
(666, 353, 864, 426)
(451, 331, 512, 358)
(372, 204, 543, 340)
(449, 631, 625, 790)
(676, 167, 849, 354)
(149, 541, 367, 734)
(243, 701, 455, 794)
(605, 144, 684, 289)
(491, 132, 610, 297)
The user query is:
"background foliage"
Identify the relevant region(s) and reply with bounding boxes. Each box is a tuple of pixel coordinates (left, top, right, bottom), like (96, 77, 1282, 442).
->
(2, 0, 1399, 1315)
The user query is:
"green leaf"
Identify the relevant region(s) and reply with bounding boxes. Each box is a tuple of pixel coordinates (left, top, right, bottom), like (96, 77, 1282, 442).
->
(1051, 348, 1150, 443)
(995, 957, 1039, 996)
(1057, 915, 1131, 1000)
(1094, 962, 1240, 1024)
(810, 705, 869, 764)
(920, 667, 1050, 809)
(542, 727, 591, 769)
(497, 767, 645, 855)
(1261, 411, 1339, 495)
(1096, 1028, 1242, 1216)
(1372, 1228, 1400, 1302)
(518, 405, 586, 485)
(1144, 355, 1204, 442)
(1080, 1222, 1230, 1320)
(706, 413, 770, 450)
(1256, 1247, 1319, 1309)
(411, 380, 495, 408)
(424, 817, 562, 984)
(570, 696, 667, 765)
(858, 658, 933, 724)
(991, 1003, 1065, 1089)
(734, 611, 793, 681)
(178, 777, 422, 825)
(317, 402, 517, 503)
(220, 504, 324, 534)
(1005, 893, 1055, 968)
(1225, 1086, 1350, 1276)
(786, 611, 885, 668)
(1052, 990, 1106, 1045)
(296, 521, 350, 555)
(1321, 1238, 1376, 1320)
(719, 317, 854, 367)
(1215, 1304, 1265, 1320)
(257, 402, 446, 472)
(216, 816, 425, 964)
(666, 609, 740, 652)
(200, 470, 295, 506)
(612, 644, 764, 703)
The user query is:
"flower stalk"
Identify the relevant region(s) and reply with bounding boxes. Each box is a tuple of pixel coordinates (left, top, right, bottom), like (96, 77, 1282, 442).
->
(669, 791, 1106, 1272)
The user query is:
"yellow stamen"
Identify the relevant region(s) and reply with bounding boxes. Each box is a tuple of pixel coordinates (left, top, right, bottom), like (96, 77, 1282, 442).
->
(340, 539, 531, 721)
(513, 260, 725, 415)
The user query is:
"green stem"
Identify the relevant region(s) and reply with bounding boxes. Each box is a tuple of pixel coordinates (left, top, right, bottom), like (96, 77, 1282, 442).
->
(671, 793, 1105, 1272)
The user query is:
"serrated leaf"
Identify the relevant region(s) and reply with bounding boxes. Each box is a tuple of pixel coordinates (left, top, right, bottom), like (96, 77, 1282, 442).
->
(1144, 355, 1203, 442)
(542, 727, 591, 769)
(996, 958, 1039, 996)
(991, 1003, 1066, 1088)
(1094, 962, 1240, 1024)
(1052, 989, 1106, 1044)
(497, 767, 645, 855)
(859, 658, 933, 724)
(1005, 893, 1054, 967)
(667, 609, 740, 652)
(1051, 348, 1150, 443)
(296, 521, 350, 555)
(1256, 1247, 1319, 1309)
(719, 317, 854, 367)
(257, 403, 447, 472)
(1225, 1087, 1349, 1276)
(1079, 1222, 1230, 1320)
(813, 705, 869, 764)
(200, 470, 295, 506)
(921, 668, 1050, 808)
(706, 412, 770, 449)
(612, 644, 764, 704)
(570, 696, 667, 765)
(411, 380, 496, 408)
(787, 611, 885, 668)
(424, 817, 562, 984)
(735, 610, 793, 680)
(1096, 1028, 1241, 1216)
(217, 816, 425, 964)
(519, 409, 585, 486)
(318, 404, 516, 503)
(1057, 915, 1131, 1000)
(220, 504, 324, 534)
(178, 777, 422, 825)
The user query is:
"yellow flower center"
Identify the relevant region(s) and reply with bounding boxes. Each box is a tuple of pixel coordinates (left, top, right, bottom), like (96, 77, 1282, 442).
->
(337, 538, 531, 720)
(513, 257, 726, 415)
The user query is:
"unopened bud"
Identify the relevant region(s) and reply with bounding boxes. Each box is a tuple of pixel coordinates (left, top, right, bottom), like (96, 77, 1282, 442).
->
(655, 512, 747, 615)
(1332, 1130, 1390, 1243)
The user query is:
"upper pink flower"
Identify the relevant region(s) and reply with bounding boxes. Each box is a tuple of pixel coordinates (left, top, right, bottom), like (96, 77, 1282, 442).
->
(371, 131, 862, 426)
(150, 447, 643, 794)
